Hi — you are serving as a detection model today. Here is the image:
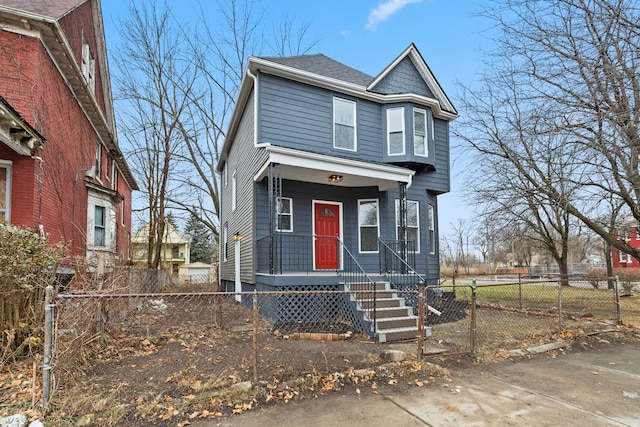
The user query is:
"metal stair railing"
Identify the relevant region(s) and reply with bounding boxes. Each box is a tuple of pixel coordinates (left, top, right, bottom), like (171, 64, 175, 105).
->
(378, 239, 441, 316)
(335, 236, 379, 338)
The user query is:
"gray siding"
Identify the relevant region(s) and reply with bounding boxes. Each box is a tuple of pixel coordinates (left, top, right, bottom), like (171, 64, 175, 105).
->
(219, 91, 269, 285)
(429, 118, 450, 194)
(371, 57, 435, 98)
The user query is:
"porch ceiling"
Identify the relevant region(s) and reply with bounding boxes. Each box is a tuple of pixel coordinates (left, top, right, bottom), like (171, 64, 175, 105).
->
(254, 145, 414, 191)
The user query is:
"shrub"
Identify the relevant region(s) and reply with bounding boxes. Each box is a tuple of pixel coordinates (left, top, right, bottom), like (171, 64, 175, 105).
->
(613, 268, 640, 296)
(585, 268, 607, 289)
(0, 224, 65, 364)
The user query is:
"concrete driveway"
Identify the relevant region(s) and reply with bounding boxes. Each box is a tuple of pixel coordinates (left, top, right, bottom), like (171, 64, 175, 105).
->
(205, 339, 640, 426)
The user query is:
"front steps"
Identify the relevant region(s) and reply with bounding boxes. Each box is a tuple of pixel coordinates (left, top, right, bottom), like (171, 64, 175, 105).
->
(349, 282, 426, 343)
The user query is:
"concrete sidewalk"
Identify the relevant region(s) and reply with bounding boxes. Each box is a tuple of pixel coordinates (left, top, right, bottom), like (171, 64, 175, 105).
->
(201, 340, 640, 426)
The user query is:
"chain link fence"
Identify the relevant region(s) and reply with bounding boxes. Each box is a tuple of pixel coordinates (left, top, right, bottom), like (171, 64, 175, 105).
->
(42, 272, 632, 416)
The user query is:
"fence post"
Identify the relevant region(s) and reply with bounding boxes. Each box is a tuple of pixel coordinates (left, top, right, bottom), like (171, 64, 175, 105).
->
(417, 287, 424, 361)
(470, 280, 477, 360)
(43, 285, 54, 407)
(557, 277, 563, 331)
(252, 291, 258, 386)
(518, 273, 522, 310)
(615, 276, 621, 324)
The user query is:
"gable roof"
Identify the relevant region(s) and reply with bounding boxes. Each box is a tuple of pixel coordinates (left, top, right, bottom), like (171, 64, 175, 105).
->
(368, 44, 456, 115)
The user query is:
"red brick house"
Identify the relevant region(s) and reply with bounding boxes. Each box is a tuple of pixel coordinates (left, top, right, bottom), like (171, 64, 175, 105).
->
(612, 215, 640, 269)
(0, 0, 138, 263)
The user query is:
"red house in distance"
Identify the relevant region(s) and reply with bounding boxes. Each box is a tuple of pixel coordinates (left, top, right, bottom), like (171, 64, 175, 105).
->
(0, 0, 138, 264)
(612, 215, 640, 269)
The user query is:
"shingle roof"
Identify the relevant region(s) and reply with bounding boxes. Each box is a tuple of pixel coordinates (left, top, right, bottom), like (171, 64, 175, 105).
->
(0, 0, 84, 19)
(259, 54, 374, 86)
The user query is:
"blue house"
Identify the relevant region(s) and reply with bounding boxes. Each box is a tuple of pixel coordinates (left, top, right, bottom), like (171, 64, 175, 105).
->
(217, 44, 458, 342)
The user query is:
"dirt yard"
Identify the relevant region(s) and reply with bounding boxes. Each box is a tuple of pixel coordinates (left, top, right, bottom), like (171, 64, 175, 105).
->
(1, 283, 637, 427)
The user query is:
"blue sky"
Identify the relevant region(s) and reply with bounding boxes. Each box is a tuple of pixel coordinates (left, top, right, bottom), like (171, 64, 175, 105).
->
(101, 0, 491, 236)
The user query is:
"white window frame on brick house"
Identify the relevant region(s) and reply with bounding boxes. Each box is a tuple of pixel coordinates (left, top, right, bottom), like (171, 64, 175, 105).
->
(81, 35, 95, 92)
(0, 160, 11, 223)
(95, 141, 101, 181)
(333, 97, 357, 151)
(387, 107, 405, 156)
(87, 191, 116, 253)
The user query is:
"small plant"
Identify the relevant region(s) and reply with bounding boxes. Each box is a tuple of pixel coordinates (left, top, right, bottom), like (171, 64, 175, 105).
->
(585, 268, 607, 289)
(0, 224, 65, 364)
(613, 268, 639, 297)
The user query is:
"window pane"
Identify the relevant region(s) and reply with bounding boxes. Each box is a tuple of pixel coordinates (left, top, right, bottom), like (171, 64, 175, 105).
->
(278, 198, 291, 214)
(407, 202, 418, 227)
(95, 206, 104, 226)
(407, 228, 418, 247)
(94, 228, 105, 246)
(359, 201, 377, 226)
(414, 110, 425, 132)
(334, 99, 354, 125)
(360, 228, 378, 251)
(414, 134, 425, 156)
(0, 168, 6, 210)
(389, 132, 403, 155)
(335, 124, 354, 149)
(278, 216, 291, 231)
(388, 108, 403, 131)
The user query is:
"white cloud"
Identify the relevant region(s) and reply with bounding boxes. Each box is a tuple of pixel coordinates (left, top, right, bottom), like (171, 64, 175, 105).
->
(366, 0, 423, 31)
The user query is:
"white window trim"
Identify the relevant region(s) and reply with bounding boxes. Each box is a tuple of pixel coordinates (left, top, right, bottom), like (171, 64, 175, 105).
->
(428, 204, 435, 255)
(87, 191, 116, 253)
(395, 199, 420, 253)
(277, 197, 293, 232)
(413, 107, 428, 157)
(95, 140, 101, 181)
(81, 35, 95, 92)
(0, 160, 12, 223)
(358, 198, 380, 253)
(387, 107, 405, 156)
(231, 170, 237, 211)
(333, 97, 357, 152)
(620, 251, 628, 264)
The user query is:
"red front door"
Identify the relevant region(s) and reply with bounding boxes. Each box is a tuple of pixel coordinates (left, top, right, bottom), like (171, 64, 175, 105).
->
(314, 203, 340, 270)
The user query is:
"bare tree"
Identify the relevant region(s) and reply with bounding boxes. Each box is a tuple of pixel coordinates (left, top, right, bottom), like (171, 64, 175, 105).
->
(460, 0, 640, 266)
(114, 2, 196, 268)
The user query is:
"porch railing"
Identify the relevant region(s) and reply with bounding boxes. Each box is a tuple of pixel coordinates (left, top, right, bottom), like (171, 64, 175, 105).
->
(379, 239, 441, 316)
(336, 236, 378, 338)
(256, 233, 341, 274)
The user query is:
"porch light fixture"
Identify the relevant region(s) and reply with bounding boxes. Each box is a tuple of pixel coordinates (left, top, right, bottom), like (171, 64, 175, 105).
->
(328, 174, 343, 183)
(233, 232, 242, 241)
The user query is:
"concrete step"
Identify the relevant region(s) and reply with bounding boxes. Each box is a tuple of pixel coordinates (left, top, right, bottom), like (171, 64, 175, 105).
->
(375, 316, 418, 330)
(377, 326, 423, 343)
(363, 306, 413, 319)
(359, 297, 403, 309)
(349, 282, 390, 292)
(352, 290, 397, 300)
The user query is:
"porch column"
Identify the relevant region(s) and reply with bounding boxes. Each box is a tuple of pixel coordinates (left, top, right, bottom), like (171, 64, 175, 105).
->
(268, 163, 282, 274)
(399, 182, 408, 270)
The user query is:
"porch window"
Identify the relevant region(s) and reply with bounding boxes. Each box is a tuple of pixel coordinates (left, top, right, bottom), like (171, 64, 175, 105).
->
(387, 107, 405, 156)
(413, 108, 427, 157)
(428, 204, 435, 254)
(395, 200, 420, 253)
(231, 170, 237, 211)
(358, 199, 379, 253)
(0, 162, 10, 222)
(277, 197, 293, 232)
(333, 97, 356, 151)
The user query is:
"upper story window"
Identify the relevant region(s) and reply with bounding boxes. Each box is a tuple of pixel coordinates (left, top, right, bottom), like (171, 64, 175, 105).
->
(277, 197, 293, 232)
(387, 107, 405, 156)
(81, 35, 95, 92)
(333, 97, 356, 151)
(413, 108, 428, 157)
(358, 199, 379, 253)
(0, 161, 11, 223)
(395, 200, 420, 253)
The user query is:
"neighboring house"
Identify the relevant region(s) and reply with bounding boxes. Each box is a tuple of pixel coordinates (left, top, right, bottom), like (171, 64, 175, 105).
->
(612, 215, 640, 269)
(0, 0, 138, 264)
(131, 222, 191, 278)
(217, 44, 458, 341)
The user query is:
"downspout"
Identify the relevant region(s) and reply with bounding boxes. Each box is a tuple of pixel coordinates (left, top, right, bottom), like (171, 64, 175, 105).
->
(246, 67, 268, 149)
